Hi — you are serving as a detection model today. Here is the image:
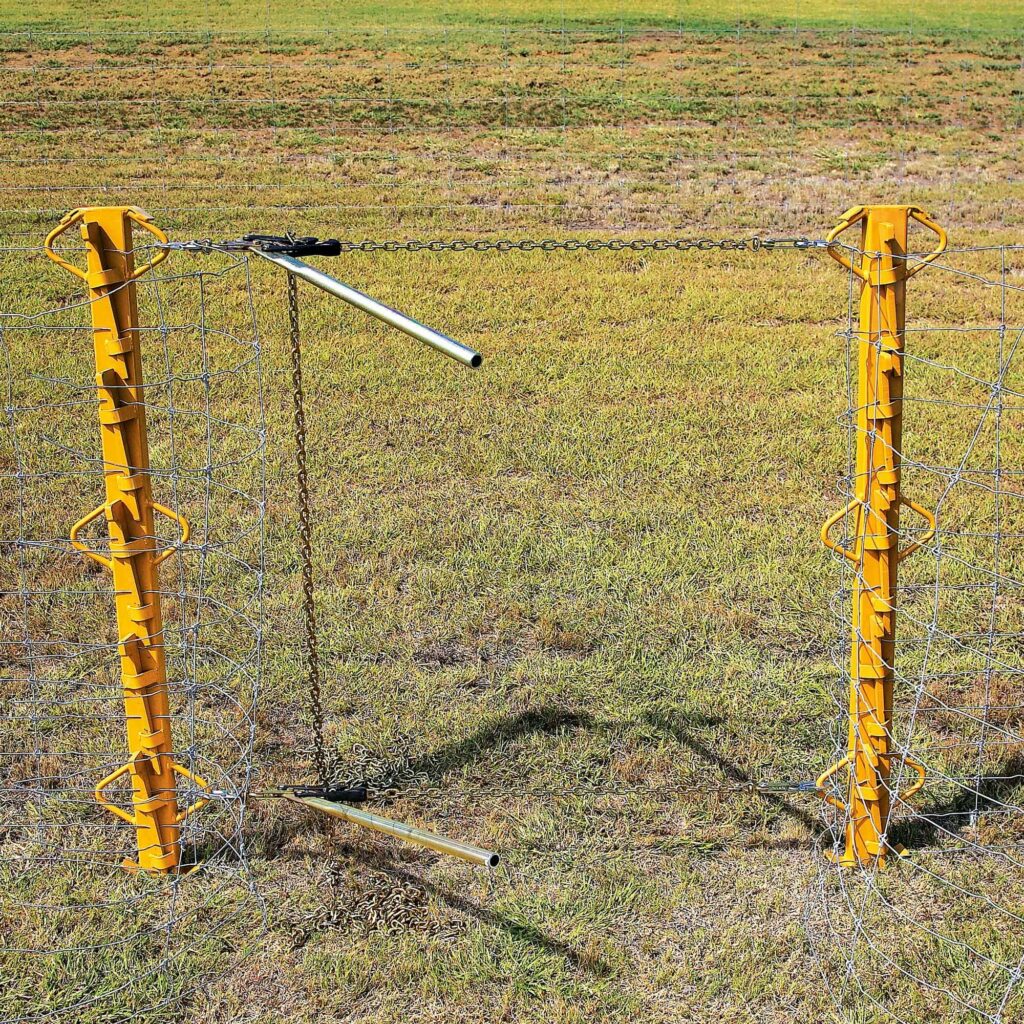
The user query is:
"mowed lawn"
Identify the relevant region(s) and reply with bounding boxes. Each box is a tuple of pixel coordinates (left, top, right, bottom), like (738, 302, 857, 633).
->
(1, 3, 1022, 1023)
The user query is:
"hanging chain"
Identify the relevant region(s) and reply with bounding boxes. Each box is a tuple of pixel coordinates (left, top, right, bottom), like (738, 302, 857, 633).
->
(287, 274, 329, 785)
(163, 234, 829, 256)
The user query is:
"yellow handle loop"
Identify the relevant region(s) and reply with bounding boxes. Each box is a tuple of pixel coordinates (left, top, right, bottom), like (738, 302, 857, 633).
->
(44, 207, 169, 283)
(896, 497, 936, 562)
(821, 498, 860, 563)
(151, 501, 192, 567)
(825, 205, 868, 280)
(44, 209, 89, 281)
(69, 503, 114, 569)
(826, 204, 947, 281)
(898, 756, 927, 803)
(905, 207, 948, 278)
(816, 756, 851, 813)
(94, 762, 137, 824)
(172, 763, 212, 823)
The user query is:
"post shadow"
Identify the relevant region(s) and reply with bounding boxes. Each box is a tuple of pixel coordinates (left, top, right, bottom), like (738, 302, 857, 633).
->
(640, 709, 821, 833)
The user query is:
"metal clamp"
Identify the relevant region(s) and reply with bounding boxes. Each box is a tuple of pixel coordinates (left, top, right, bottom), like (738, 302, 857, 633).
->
(165, 233, 343, 257)
(95, 757, 210, 826)
(69, 500, 190, 568)
(240, 233, 342, 257)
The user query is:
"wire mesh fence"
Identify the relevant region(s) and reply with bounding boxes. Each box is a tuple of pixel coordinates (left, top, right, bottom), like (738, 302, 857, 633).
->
(0, 7, 1022, 1021)
(2, 223, 1022, 1021)
(807, 242, 1024, 1023)
(0, 246, 266, 1022)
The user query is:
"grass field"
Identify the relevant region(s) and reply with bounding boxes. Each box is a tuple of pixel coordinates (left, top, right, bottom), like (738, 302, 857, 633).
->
(2, 3, 1023, 1023)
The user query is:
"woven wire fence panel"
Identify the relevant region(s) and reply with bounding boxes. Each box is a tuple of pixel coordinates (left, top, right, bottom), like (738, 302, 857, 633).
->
(808, 244, 1024, 1023)
(0, 246, 266, 1022)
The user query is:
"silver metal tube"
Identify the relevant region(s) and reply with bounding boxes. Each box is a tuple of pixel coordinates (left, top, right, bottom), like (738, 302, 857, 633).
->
(255, 250, 482, 369)
(287, 794, 499, 868)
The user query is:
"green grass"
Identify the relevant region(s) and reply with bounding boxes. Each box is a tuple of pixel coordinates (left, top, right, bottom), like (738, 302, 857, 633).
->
(2, 3, 1023, 1023)
(2, 0, 1023, 33)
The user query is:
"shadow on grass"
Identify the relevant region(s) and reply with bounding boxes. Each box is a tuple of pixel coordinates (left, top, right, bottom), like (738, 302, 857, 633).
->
(249, 705, 595, 859)
(641, 709, 821, 835)
(363, 853, 612, 978)
(404, 706, 595, 781)
(252, 704, 822, 863)
(889, 751, 1024, 850)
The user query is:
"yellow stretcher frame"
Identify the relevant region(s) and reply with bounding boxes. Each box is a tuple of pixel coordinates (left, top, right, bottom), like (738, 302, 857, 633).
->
(46, 207, 207, 874)
(818, 205, 946, 868)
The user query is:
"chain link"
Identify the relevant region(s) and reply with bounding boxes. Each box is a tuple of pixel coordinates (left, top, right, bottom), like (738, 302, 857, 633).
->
(287, 274, 328, 785)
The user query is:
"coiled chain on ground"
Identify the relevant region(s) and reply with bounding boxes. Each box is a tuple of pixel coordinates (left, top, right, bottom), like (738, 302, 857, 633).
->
(323, 735, 438, 803)
(285, 738, 455, 945)
(286, 860, 465, 948)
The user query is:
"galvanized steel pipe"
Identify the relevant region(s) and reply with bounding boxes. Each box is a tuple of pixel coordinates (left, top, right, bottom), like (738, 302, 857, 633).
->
(255, 250, 482, 368)
(287, 794, 499, 868)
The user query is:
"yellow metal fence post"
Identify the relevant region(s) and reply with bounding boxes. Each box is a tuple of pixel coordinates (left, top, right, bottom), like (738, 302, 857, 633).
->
(45, 207, 207, 873)
(818, 205, 946, 867)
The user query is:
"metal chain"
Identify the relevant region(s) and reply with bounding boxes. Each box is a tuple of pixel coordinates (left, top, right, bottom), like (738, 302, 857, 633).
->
(163, 234, 829, 256)
(287, 862, 458, 948)
(287, 274, 328, 785)
(320, 236, 825, 254)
